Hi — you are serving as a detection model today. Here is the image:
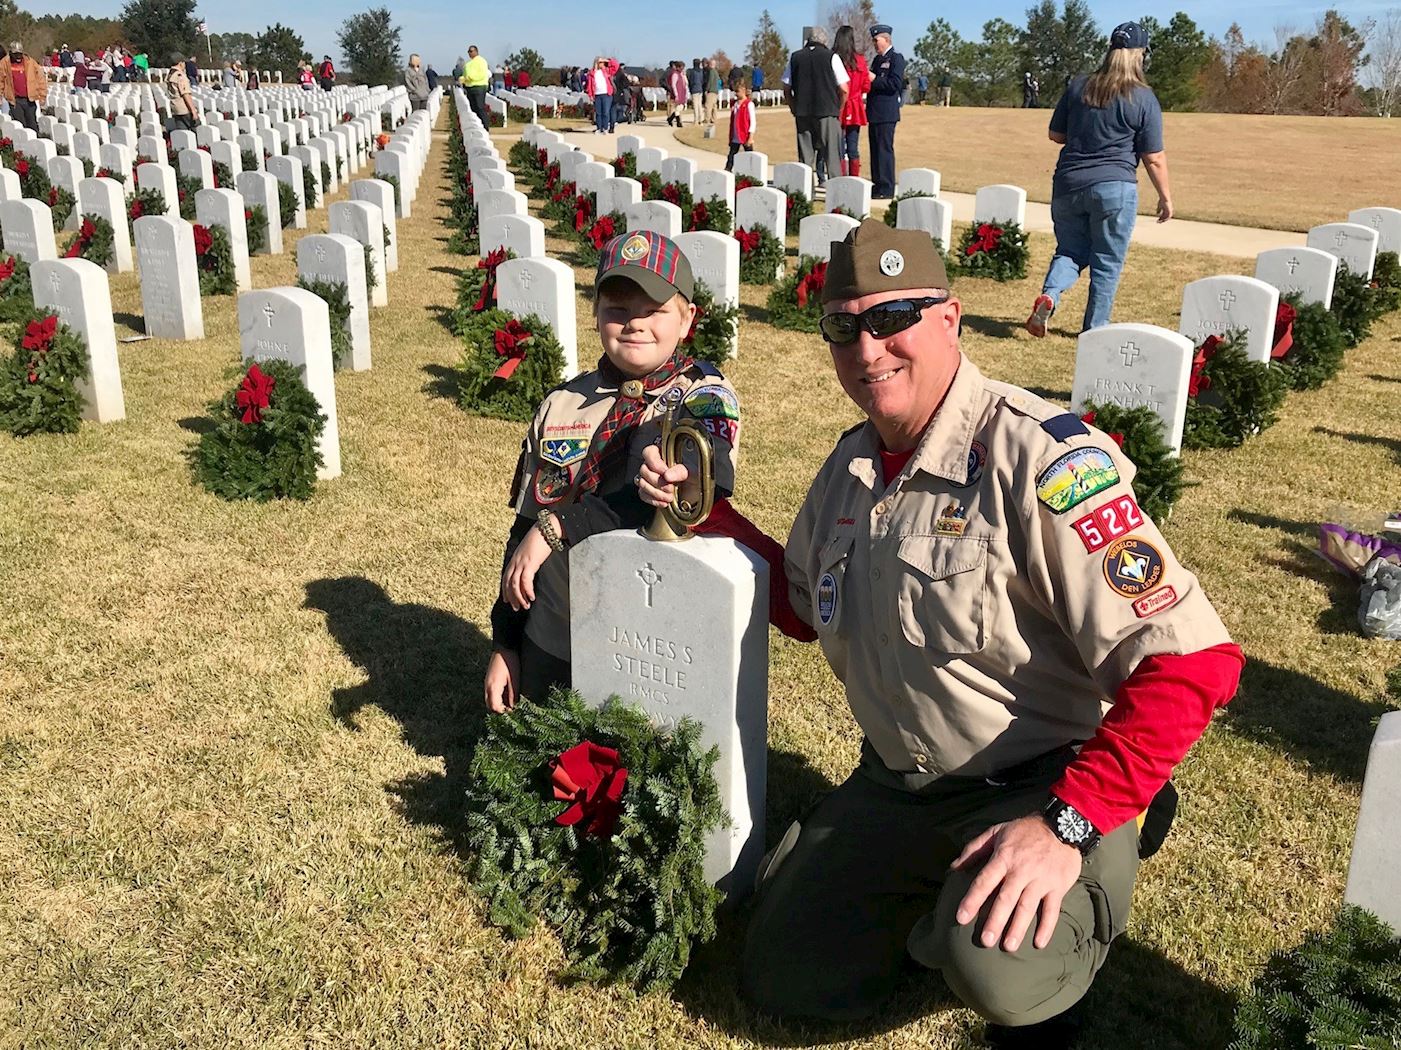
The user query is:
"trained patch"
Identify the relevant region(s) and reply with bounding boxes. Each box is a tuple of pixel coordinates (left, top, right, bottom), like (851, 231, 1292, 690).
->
(683, 384, 740, 420)
(935, 501, 968, 537)
(956, 440, 986, 487)
(879, 249, 905, 277)
(817, 572, 838, 626)
(620, 233, 649, 261)
(1036, 448, 1120, 514)
(1133, 585, 1179, 618)
(1102, 536, 1166, 598)
(533, 463, 574, 505)
(701, 416, 740, 444)
(540, 437, 589, 467)
(1070, 494, 1145, 553)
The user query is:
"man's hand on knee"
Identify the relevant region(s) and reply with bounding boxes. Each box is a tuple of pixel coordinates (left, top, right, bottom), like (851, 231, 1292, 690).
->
(950, 814, 1083, 953)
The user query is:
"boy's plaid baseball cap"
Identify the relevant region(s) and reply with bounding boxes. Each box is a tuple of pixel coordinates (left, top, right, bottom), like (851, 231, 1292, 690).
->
(595, 230, 695, 303)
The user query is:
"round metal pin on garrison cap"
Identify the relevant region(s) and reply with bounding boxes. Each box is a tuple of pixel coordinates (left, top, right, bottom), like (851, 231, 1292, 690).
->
(594, 228, 695, 304)
(822, 218, 949, 304)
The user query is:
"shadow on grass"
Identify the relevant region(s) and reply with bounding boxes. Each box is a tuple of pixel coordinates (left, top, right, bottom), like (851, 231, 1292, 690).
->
(1223, 657, 1391, 784)
(1311, 425, 1401, 464)
(304, 576, 493, 847)
(421, 363, 459, 403)
(1365, 373, 1401, 384)
(112, 311, 145, 335)
(960, 314, 1023, 341)
(430, 264, 466, 278)
(176, 416, 215, 435)
(1227, 509, 1360, 637)
(1024, 385, 1072, 404)
(427, 302, 458, 339)
(740, 302, 772, 326)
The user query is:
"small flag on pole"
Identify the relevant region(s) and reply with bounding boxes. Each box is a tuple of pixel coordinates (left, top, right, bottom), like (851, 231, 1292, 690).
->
(196, 20, 208, 34)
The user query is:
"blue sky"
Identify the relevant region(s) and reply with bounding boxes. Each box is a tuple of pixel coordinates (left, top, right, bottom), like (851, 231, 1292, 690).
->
(25, 0, 1387, 72)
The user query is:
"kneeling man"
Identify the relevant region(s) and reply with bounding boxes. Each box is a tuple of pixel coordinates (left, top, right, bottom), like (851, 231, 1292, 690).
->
(642, 220, 1243, 1047)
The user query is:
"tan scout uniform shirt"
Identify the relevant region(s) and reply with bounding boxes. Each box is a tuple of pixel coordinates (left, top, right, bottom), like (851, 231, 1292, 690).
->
(513, 362, 741, 661)
(786, 355, 1232, 778)
(166, 66, 193, 116)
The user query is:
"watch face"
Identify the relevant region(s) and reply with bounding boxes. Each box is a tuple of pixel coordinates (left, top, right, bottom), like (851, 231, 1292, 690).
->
(1055, 805, 1092, 843)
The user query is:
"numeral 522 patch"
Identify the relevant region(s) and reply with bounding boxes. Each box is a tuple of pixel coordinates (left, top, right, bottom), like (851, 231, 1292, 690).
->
(1070, 495, 1145, 553)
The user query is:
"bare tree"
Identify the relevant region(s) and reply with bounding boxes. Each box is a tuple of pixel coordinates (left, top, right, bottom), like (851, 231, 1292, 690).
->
(1364, 8, 1401, 116)
(820, 0, 878, 58)
(1263, 24, 1309, 113)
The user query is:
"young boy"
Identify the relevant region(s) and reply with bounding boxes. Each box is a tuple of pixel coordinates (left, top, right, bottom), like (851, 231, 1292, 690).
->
(483, 230, 742, 712)
(726, 81, 755, 172)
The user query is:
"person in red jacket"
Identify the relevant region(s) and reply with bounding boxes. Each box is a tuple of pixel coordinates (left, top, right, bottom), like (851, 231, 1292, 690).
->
(317, 55, 335, 91)
(637, 220, 1243, 1050)
(516, 67, 531, 88)
(725, 80, 755, 171)
(584, 55, 619, 134)
(834, 25, 870, 178)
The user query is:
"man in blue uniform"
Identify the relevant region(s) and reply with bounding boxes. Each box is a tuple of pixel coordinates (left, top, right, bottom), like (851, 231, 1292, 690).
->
(867, 23, 906, 199)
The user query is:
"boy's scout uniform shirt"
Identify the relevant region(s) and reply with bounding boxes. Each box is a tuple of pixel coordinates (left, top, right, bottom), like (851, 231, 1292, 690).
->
(511, 360, 741, 662)
(786, 355, 1232, 779)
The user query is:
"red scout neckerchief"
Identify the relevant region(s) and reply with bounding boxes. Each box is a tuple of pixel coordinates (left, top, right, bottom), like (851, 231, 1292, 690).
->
(574, 349, 695, 493)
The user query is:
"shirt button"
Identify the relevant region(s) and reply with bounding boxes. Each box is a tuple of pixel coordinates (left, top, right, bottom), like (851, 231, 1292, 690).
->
(879, 633, 889, 645)
(874, 501, 887, 514)
(871, 568, 881, 580)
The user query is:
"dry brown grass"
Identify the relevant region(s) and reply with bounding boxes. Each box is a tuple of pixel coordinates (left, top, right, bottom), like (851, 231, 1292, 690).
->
(0, 116, 1397, 1049)
(676, 107, 1401, 232)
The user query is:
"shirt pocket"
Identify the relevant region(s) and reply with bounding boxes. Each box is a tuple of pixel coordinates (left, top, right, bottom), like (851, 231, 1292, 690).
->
(812, 533, 855, 636)
(895, 535, 988, 654)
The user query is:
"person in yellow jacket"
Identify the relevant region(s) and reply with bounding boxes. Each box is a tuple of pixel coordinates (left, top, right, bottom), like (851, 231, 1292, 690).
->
(461, 44, 491, 128)
(0, 41, 48, 132)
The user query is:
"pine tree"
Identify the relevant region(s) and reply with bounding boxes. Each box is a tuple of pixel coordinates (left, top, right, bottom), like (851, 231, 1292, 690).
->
(335, 6, 401, 87)
(744, 9, 788, 86)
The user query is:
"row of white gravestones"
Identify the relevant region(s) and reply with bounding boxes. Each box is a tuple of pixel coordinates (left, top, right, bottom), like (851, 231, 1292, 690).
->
(974, 184, 1028, 227)
(824, 177, 872, 220)
(1070, 323, 1193, 455)
(297, 234, 371, 371)
(1348, 206, 1401, 255)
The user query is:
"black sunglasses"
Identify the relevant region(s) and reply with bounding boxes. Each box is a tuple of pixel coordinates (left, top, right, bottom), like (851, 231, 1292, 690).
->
(819, 296, 950, 346)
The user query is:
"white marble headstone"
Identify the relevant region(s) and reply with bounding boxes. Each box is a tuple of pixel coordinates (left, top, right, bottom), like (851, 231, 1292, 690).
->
(476, 188, 528, 224)
(1348, 207, 1401, 256)
(266, 155, 307, 230)
(136, 162, 179, 218)
(238, 287, 341, 478)
(479, 213, 546, 261)
(1254, 247, 1338, 310)
(1345, 712, 1401, 935)
(731, 150, 768, 185)
(661, 156, 696, 190)
(297, 233, 370, 371)
(597, 177, 642, 219)
(1307, 221, 1380, 280)
(1, 199, 57, 263)
(350, 179, 397, 272)
(31, 258, 124, 423)
(291, 145, 323, 209)
(132, 215, 204, 340)
(236, 170, 284, 256)
(1179, 275, 1279, 364)
(194, 188, 252, 292)
(635, 146, 667, 177)
(974, 183, 1027, 226)
(1071, 323, 1193, 455)
(574, 161, 611, 197)
(736, 186, 784, 242)
(328, 200, 388, 308)
(372, 150, 409, 217)
(823, 176, 872, 220)
(693, 170, 735, 213)
(896, 168, 941, 197)
(46, 156, 84, 231)
(675, 231, 740, 360)
(495, 256, 579, 378)
(77, 177, 134, 272)
(896, 195, 954, 251)
(772, 162, 813, 201)
(798, 212, 861, 262)
(626, 200, 682, 239)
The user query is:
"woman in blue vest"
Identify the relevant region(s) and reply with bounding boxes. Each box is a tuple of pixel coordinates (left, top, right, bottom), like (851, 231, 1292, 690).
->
(1025, 22, 1174, 338)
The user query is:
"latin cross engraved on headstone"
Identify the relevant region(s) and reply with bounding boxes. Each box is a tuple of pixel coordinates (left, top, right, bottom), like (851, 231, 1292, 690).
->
(1334, 228, 1350, 248)
(1218, 289, 1236, 311)
(637, 563, 661, 608)
(518, 268, 533, 290)
(263, 301, 276, 327)
(1119, 341, 1141, 366)
(1286, 256, 1300, 274)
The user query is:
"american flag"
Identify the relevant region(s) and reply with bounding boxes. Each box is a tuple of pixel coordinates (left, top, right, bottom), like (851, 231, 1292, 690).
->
(196, 20, 208, 34)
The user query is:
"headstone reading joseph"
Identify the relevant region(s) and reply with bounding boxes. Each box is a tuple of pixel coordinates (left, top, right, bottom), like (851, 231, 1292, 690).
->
(1070, 322, 1193, 455)
(570, 523, 770, 895)
(1178, 275, 1279, 364)
(238, 287, 341, 478)
(31, 258, 124, 423)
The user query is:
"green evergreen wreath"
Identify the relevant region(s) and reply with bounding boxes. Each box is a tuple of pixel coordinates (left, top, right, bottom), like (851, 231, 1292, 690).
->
(611, 152, 638, 179)
(93, 166, 126, 184)
(1370, 250, 1401, 314)
(128, 187, 168, 227)
(507, 137, 539, 172)
(455, 308, 566, 423)
(301, 165, 319, 210)
(1182, 329, 1288, 450)
(1076, 402, 1187, 523)
(956, 220, 1030, 281)
(683, 280, 739, 366)
(13, 156, 51, 202)
(1227, 906, 1401, 1050)
(194, 223, 237, 297)
(240, 148, 259, 172)
(362, 243, 377, 294)
(736, 225, 785, 285)
(277, 180, 298, 229)
(883, 190, 935, 227)
(462, 687, 725, 992)
(78, 157, 95, 179)
(320, 162, 332, 195)
(0, 311, 91, 437)
(784, 189, 813, 234)
(688, 195, 733, 234)
(542, 180, 577, 223)
(765, 255, 828, 332)
(379, 173, 401, 208)
(176, 173, 201, 220)
(194, 359, 326, 502)
(295, 276, 354, 368)
(1277, 293, 1346, 391)
(0, 254, 33, 325)
(244, 204, 268, 255)
(1330, 266, 1383, 348)
(211, 160, 234, 191)
(63, 214, 115, 268)
(660, 180, 693, 215)
(47, 186, 76, 232)
(455, 247, 517, 325)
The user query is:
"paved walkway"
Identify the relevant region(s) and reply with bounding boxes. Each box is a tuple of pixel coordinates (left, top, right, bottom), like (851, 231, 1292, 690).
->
(516, 115, 1305, 260)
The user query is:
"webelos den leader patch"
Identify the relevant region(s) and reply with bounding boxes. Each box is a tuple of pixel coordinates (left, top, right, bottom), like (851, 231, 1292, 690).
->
(1102, 536, 1165, 598)
(1036, 448, 1120, 514)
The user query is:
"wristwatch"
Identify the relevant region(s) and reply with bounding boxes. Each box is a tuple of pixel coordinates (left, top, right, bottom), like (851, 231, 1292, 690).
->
(1042, 796, 1101, 856)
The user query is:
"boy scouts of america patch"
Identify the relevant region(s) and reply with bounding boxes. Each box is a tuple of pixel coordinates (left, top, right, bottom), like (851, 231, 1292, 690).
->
(957, 440, 986, 487)
(1035, 448, 1120, 513)
(541, 437, 589, 467)
(534, 463, 574, 505)
(621, 234, 650, 261)
(817, 572, 838, 626)
(1102, 536, 1166, 598)
(935, 501, 968, 536)
(683, 384, 740, 420)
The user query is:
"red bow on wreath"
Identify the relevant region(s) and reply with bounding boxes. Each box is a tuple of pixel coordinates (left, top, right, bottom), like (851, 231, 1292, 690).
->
(1080, 410, 1124, 449)
(573, 194, 593, 232)
(613, 155, 627, 174)
(1189, 335, 1223, 398)
(1271, 301, 1296, 360)
(537, 148, 548, 169)
(640, 175, 652, 196)
(662, 182, 681, 206)
(493, 318, 533, 379)
(473, 247, 509, 312)
(22, 315, 57, 352)
(236, 363, 276, 424)
(549, 740, 629, 839)
(64, 219, 96, 258)
(0, 257, 14, 282)
(689, 201, 709, 230)
(967, 223, 1003, 256)
(15, 159, 29, 177)
(735, 176, 757, 191)
(588, 214, 617, 249)
(129, 200, 144, 220)
(735, 228, 761, 253)
(192, 223, 214, 257)
(46, 187, 59, 207)
(796, 261, 828, 308)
